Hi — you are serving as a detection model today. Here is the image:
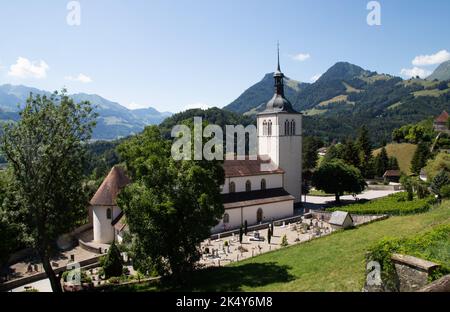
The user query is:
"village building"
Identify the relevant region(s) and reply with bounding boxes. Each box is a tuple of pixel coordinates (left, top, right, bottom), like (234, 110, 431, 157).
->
(90, 50, 302, 242)
(328, 211, 354, 230)
(433, 111, 449, 134)
(383, 170, 401, 183)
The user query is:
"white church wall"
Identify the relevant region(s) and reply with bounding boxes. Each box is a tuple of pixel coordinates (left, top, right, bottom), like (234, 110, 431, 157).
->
(221, 173, 283, 194)
(211, 200, 294, 233)
(93, 205, 122, 244)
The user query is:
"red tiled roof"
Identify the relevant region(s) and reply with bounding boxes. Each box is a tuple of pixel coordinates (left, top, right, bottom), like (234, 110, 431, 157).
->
(435, 111, 449, 123)
(223, 156, 284, 178)
(90, 166, 131, 206)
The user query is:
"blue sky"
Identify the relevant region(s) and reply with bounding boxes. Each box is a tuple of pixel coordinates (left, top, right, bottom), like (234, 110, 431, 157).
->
(0, 0, 449, 113)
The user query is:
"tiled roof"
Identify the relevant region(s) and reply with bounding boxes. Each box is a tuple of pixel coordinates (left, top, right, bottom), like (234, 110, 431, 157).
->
(221, 188, 294, 209)
(223, 156, 284, 178)
(383, 170, 401, 177)
(90, 166, 131, 206)
(435, 111, 449, 123)
(329, 211, 353, 226)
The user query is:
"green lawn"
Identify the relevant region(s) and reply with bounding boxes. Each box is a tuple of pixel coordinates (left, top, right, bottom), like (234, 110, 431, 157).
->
(118, 200, 450, 292)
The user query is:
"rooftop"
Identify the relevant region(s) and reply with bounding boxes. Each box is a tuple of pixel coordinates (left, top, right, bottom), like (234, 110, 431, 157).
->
(90, 166, 131, 206)
(221, 188, 294, 209)
(435, 111, 449, 123)
(223, 156, 284, 178)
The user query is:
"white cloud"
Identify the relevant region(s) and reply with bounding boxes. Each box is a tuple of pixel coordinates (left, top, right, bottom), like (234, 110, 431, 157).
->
(412, 50, 450, 66)
(184, 102, 211, 111)
(291, 53, 311, 62)
(400, 67, 432, 79)
(127, 102, 148, 110)
(65, 73, 93, 83)
(8, 57, 49, 79)
(310, 73, 322, 82)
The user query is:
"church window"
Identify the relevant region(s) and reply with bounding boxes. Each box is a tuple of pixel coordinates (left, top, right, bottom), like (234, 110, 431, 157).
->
(291, 120, 295, 135)
(257, 208, 263, 223)
(106, 208, 112, 220)
(245, 180, 252, 192)
(263, 120, 268, 136)
(261, 179, 266, 190)
(285, 120, 289, 135)
(229, 182, 236, 193)
(268, 120, 272, 136)
(223, 213, 230, 224)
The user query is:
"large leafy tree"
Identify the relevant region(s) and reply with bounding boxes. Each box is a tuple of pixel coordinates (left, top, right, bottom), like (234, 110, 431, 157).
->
(117, 125, 224, 282)
(312, 159, 366, 203)
(1, 91, 96, 292)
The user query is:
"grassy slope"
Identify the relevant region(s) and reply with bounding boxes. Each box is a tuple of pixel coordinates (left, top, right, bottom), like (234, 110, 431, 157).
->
(123, 201, 450, 292)
(373, 143, 417, 175)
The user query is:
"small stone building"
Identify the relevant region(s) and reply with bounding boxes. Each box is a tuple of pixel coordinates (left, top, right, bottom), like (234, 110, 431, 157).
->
(328, 211, 354, 229)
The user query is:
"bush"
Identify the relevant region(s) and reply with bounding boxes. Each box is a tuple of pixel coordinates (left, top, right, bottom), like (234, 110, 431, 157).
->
(367, 224, 450, 289)
(329, 192, 436, 215)
(280, 235, 289, 247)
(440, 185, 450, 199)
(103, 242, 123, 279)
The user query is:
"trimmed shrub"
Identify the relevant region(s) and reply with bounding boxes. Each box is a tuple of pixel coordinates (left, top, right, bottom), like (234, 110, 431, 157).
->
(103, 242, 123, 279)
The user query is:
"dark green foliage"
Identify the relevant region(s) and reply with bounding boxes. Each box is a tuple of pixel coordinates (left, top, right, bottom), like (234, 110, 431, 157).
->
(431, 170, 450, 198)
(342, 139, 361, 169)
(103, 242, 124, 279)
(280, 234, 288, 247)
(330, 192, 435, 215)
(411, 142, 431, 175)
(303, 136, 324, 170)
(117, 125, 224, 282)
(388, 156, 400, 170)
(0, 90, 96, 292)
(244, 220, 248, 236)
(400, 175, 414, 201)
(312, 159, 366, 203)
(374, 147, 389, 177)
(368, 224, 450, 290)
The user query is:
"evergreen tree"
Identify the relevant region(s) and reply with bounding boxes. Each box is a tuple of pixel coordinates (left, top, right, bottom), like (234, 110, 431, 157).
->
(431, 170, 450, 198)
(375, 147, 389, 177)
(342, 140, 361, 168)
(103, 242, 124, 279)
(388, 156, 400, 170)
(356, 126, 373, 177)
(411, 142, 431, 175)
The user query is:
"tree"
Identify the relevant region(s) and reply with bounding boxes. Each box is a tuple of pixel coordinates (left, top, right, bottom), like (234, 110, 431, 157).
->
(102, 242, 123, 279)
(117, 125, 224, 282)
(244, 220, 248, 236)
(312, 159, 366, 203)
(400, 175, 414, 201)
(342, 140, 361, 168)
(411, 142, 431, 175)
(356, 126, 373, 177)
(431, 170, 450, 198)
(374, 147, 389, 177)
(424, 152, 450, 181)
(302, 137, 323, 170)
(388, 156, 400, 170)
(324, 144, 344, 162)
(1, 91, 96, 292)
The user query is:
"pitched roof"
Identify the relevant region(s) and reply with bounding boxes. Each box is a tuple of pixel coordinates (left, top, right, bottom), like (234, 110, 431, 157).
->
(383, 170, 401, 177)
(329, 211, 353, 226)
(223, 156, 284, 178)
(221, 188, 294, 209)
(435, 111, 449, 123)
(90, 166, 131, 206)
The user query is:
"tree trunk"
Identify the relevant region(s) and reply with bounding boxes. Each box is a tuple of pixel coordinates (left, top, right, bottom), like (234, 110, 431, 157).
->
(40, 252, 62, 293)
(335, 193, 340, 204)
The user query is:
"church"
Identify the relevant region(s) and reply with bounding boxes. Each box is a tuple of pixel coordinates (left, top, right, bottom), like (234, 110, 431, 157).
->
(89, 51, 302, 243)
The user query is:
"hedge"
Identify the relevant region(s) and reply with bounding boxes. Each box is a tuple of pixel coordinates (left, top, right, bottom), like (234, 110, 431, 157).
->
(329, 192, 436, 215)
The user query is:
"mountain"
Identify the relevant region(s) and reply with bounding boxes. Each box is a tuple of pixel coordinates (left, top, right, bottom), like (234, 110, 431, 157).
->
(224, 73, 309, 115)
(224, 62, 450, 144)
(427, 60, 450, 81)
(0, 84, 172, 140)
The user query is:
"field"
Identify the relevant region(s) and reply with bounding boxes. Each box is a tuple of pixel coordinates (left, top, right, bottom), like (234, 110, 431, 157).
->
(373, 143, 417, 175)
(116, 200, 450, 292)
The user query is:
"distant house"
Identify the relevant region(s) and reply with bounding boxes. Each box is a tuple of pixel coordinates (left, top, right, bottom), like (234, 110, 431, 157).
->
(433, 111, 449, 133)
(383, 170, 401, 183)
(317, 147, 328, 157)
(328, 211, 354, 230)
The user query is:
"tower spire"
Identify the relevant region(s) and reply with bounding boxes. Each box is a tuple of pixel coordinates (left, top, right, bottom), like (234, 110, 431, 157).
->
(277, 41, 280, 72)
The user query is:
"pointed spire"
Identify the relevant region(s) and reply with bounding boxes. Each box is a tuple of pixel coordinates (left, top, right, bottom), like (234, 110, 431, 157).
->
(277, 41, 281, 72)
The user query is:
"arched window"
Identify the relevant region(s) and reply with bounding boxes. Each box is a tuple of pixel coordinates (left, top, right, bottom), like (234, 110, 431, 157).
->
(245, 180, 252, 192)
(229, 181, 236, 193)
(261, 179, 266, 190)
(291, 120, 296, 135)
(223, 213, 230, 224)
(106, 208, 112, 220)
(268, 120, 272, 136)
(263, 120, 267, 136)
(257, 208, 263, 223)
(285, 120, 289, 136)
